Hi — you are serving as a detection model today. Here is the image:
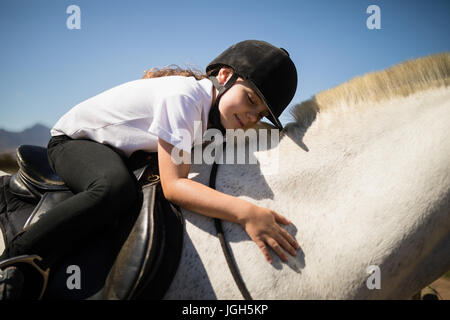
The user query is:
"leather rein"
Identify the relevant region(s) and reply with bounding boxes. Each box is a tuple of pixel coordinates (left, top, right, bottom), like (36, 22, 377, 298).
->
(208, 142, 253, 300)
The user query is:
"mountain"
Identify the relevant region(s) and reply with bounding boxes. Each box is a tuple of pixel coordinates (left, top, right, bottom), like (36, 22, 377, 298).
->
(0, 123, 51, 153)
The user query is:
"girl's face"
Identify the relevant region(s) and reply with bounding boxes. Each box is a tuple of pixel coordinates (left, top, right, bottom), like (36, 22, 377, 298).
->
(211, 67, 270, 130)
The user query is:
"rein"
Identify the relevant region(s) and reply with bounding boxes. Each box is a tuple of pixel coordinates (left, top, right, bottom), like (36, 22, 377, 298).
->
(208, 142, 253, 300)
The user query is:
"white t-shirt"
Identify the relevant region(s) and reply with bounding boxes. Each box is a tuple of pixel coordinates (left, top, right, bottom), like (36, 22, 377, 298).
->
(51, 76, 213, 157)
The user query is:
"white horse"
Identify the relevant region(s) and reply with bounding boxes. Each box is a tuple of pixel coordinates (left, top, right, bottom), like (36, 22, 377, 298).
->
(1, 53, 449, 299)
(165, 52, 450, 299)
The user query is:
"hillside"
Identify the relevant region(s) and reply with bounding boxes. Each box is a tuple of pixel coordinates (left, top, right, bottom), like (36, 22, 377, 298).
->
(0, 124, 51, 173)
(0, 124, 51, 153)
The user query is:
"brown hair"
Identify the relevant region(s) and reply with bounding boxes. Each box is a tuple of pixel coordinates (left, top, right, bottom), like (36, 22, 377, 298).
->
(142, 64, 209, 80)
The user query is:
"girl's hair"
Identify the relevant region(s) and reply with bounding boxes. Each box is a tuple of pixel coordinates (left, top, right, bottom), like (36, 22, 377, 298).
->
(142, 64, 209, 80)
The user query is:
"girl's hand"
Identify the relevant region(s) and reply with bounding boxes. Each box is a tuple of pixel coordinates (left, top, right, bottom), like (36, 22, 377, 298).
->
(240, 204, 300, 264)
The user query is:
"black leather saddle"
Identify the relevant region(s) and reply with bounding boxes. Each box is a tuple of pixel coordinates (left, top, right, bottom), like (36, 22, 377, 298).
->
(9, 145, 151, 201)
(3, 145, 184, 300)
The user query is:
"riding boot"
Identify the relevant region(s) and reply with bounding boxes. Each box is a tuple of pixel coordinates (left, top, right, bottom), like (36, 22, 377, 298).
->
(0, 255, 50, 300)
(0, 266, 24, 300)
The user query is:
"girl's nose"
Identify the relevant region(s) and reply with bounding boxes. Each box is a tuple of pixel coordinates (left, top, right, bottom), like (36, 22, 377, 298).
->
(246, 111, 259, 123)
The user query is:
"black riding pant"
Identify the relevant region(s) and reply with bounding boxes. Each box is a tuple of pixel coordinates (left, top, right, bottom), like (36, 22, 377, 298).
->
(2, 135, 140, 268)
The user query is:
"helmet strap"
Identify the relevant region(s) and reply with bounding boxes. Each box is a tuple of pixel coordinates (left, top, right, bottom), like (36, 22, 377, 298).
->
(208, 73, 239, 135)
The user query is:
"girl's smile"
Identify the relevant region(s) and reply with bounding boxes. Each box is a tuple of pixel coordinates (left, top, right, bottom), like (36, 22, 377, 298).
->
(234, 114, 244, 128)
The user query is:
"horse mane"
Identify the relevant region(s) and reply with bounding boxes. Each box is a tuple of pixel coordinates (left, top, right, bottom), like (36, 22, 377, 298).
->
(287, 52, 450, 130)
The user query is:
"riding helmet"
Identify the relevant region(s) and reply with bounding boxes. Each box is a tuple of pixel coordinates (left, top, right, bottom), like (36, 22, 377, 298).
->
(206, 40, 298, 132)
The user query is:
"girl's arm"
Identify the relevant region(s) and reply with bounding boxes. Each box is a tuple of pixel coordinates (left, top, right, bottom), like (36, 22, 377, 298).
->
(157, 138, 300, 264)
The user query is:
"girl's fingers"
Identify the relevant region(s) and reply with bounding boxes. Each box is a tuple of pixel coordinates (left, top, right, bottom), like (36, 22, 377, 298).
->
(255, 239, 272, 264)
(275, 231, 297, 257)
(271, 212, 300, 253)
(278, 227, 300, 250)
(257, 233, 299, 264)
(267, 238, 288, 262)
(247, 208, 300, 264)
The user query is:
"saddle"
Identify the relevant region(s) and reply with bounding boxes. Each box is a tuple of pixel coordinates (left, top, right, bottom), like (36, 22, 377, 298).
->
(1, 145, 184, 300)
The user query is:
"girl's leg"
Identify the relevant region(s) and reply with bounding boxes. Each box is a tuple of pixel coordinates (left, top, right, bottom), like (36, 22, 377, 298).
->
(2, 139, 140, 268)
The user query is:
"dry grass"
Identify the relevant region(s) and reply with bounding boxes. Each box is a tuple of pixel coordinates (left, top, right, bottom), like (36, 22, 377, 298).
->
(0, 153, 18, 174)
(290, 52, 450, 124)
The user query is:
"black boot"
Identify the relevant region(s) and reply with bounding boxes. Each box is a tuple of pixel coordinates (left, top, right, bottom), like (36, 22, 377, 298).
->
(0, 266, 24, 300)
(0, 255, 50, 300)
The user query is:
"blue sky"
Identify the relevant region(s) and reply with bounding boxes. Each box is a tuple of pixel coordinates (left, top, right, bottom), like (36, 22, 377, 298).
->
(0, 0, 449, 132)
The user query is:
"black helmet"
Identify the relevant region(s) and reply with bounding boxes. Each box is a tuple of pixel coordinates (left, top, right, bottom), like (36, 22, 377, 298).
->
(206, 40, 298, 132)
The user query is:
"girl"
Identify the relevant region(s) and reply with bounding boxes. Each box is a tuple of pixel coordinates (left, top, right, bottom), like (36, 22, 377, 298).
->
(0, 40, 299, 299)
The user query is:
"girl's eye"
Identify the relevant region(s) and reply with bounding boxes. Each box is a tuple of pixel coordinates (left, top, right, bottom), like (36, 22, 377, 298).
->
(248, 94, 255, 105)
(248, 93, 268, 119)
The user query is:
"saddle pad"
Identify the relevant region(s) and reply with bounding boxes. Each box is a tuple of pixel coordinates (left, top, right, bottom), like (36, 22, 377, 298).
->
(0, 175, 36, 247)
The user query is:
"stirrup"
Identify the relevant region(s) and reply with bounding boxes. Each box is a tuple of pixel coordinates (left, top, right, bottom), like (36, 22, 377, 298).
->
(0, 255, 50, 300)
